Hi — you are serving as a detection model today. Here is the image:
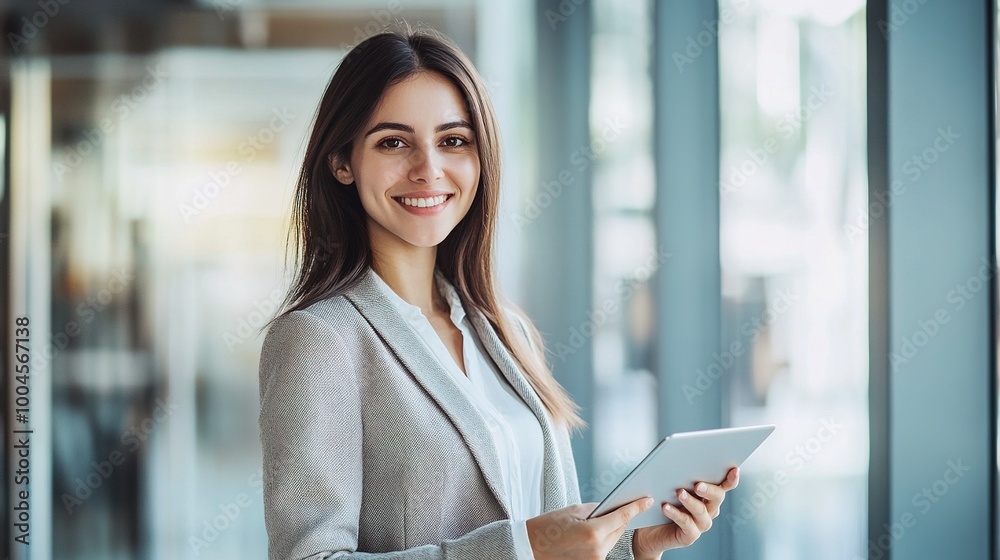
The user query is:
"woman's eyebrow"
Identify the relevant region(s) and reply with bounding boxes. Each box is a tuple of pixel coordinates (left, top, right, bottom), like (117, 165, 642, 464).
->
(363, 119, 473, 138)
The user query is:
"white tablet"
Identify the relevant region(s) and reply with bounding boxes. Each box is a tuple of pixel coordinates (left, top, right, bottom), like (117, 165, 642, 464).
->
(586, 424, 775, 530)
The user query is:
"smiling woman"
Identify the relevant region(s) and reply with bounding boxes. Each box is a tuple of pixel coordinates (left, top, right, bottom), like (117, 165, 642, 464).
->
(256, 26, 737, 560)
(329, 72, 480, 248)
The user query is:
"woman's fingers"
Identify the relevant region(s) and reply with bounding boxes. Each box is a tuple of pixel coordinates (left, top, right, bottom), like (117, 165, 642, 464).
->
(591, 496, 653, 538)
(677, 489, 713, 532)
(720, 467, 740, 491)
(689, 467, 740, 519)
(529, 502, 651, 560)
(692, 481, 727, 518)
(614, 496, 653, 532)
(661, 501, 702, 546)
(693, 481, 725, 504)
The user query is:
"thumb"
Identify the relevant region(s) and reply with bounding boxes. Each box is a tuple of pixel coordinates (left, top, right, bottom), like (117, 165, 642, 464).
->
(602, 496, 653, 535)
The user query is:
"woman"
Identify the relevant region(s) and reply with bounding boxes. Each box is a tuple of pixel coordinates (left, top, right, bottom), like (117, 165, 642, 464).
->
(258, 27, 738, 560)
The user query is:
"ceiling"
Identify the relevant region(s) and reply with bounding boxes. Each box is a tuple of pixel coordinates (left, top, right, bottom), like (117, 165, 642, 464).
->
(0, 0, 476, 56)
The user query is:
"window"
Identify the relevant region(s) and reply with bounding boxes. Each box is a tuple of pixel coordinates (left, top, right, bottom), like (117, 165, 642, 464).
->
(718, 1, 869, 558)
(589, 0, 659, 504)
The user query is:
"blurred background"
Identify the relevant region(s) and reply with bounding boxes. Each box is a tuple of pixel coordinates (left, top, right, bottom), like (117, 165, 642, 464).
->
(0, 0, 994, 559)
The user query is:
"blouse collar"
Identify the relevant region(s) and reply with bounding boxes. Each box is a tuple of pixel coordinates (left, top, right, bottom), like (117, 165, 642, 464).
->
(368, 266, 467, 328)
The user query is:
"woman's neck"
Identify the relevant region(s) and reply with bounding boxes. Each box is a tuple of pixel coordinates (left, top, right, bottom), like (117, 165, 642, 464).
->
(371, 246, 447, 317)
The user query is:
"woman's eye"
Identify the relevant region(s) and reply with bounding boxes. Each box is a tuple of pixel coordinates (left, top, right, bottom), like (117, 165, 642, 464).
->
(377, 137, 405, 150)
(443, 136, 469, 147)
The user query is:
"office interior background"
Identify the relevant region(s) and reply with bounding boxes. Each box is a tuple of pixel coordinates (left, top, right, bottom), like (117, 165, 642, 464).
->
(0, 0, 994, 558)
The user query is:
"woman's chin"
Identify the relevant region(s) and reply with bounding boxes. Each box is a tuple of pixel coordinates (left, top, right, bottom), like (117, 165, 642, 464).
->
(400, 230, 452, 249)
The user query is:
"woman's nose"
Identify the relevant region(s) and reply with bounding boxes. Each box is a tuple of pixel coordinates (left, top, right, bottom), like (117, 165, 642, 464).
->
(407, 146, 444, 184)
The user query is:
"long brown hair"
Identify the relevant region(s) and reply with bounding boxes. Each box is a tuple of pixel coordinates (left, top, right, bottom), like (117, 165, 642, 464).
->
(270, 26, 585, 431)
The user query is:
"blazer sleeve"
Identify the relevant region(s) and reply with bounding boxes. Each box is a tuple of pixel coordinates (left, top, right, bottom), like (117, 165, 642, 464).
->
(507, 310, 636, 560)
(258, 309, 523, 560)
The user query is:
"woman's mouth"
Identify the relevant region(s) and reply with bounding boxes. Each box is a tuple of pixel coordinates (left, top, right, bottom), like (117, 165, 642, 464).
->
(392, 194, 453, 216)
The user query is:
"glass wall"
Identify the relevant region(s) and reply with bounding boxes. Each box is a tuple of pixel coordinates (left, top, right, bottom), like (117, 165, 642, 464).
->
(45, 48, 336, 559)
(718, 1, 869, 558)
(583, 1, 871, 556)
(588, 0, 659, 504)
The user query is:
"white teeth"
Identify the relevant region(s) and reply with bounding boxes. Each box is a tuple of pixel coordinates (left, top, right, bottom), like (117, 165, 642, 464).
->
(397, 194, 449, 208)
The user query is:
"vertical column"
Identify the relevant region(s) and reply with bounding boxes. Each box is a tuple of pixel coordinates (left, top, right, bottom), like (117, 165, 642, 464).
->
(475, 0, 535, 304)
(530, 0, 595, 486)
(869, 0, 994, 558)
(652, 1, 724, 558)
(994, 1, 999, 547)
(867, 1, 891, 558)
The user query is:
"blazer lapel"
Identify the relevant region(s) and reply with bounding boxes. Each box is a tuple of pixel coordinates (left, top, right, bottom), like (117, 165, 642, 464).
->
(464, 305, 568, 512)
(343, 268, 513, 519)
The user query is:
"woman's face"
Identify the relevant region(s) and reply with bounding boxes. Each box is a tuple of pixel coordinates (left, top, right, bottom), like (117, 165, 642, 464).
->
(333, 71, 481, 254)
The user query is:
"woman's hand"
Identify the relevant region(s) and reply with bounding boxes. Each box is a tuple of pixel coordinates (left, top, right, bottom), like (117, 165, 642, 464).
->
(525, 497, 654, 560)
(631, 467, 740, 559)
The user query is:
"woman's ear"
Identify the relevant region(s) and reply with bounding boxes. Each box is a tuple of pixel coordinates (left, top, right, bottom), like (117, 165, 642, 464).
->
(328, 153, 355, 185)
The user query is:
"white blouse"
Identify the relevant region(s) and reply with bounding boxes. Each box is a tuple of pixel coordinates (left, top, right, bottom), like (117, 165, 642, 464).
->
(370, 267, 544, 560)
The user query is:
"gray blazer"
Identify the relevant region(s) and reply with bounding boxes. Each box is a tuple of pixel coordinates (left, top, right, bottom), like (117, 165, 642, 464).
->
(258, 266, 636, 559)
